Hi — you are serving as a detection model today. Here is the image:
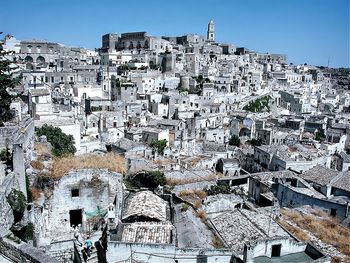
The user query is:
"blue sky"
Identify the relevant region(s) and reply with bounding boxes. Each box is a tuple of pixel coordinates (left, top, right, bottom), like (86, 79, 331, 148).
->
(2, 0, 349, 67)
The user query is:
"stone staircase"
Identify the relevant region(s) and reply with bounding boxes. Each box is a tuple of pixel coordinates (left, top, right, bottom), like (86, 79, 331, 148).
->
(77, 246, 98, 263)
(85, 250, 98, 263)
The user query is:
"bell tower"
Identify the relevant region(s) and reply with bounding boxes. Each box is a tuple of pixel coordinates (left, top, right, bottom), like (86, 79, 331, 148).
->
(207, 19, 215, 42)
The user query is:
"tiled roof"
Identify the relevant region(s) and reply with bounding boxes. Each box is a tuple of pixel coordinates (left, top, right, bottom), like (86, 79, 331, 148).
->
(121, 222, 173, 244)
(299, 165, 339, 186)
(122, 191, 168, 222)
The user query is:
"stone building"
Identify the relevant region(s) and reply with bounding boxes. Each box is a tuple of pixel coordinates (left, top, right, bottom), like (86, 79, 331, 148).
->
(34, 169, 123, 247)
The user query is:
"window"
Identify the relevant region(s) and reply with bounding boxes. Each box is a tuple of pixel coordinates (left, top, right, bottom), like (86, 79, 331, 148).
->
(71, 189, 79, 197)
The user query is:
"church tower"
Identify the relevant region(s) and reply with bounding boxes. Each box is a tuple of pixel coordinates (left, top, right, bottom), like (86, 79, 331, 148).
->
(207, 19, 215, 42)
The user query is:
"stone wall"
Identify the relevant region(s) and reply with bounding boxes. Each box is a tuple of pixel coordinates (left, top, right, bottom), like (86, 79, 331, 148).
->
(45, 239, 75, 263)
(244, 237, 306, 262)
(277, 183, 349, 220)
(106, 241, 234, 263)
(0, 173, 18, 234)
(0, 238, 56, 263)
(37, 169, 122, 245)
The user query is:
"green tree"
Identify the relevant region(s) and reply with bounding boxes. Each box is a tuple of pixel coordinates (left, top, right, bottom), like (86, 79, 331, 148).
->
(243, 96, 270, 112)
(148, 171, 166, 186)
(315, 130, 325, 142)
(229, 135, 240, 146)
(36, 124, 76, 157)
(0, 34, 17, 125)
(150, 139, 167, 155)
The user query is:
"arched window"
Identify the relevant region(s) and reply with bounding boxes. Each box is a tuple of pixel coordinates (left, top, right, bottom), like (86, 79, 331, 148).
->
(36, 56, 45, 63)
(25, 56, 33, 63)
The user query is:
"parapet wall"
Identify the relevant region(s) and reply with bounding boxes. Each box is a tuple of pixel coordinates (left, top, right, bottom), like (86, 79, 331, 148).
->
(0, 239, 56, 263)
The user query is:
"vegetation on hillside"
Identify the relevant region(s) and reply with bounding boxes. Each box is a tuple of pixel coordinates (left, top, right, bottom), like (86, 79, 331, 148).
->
(243, 96, 270, 112)
(249, 138, 262, 146)
(189, 75, 211, 95)
(0, 35, 19, 125)
(279, 208, 350, 262)
(36, 124, 76, 157)
(229, 135, 240, 146)
(50, 152, 126, 180)
(150, 139, 167, 155)
(126, 170, 167, 189)
(315, 130, 326, 142)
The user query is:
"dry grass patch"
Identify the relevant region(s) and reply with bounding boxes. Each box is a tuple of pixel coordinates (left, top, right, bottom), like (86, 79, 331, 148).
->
(281, 208, 350, 258)
(277, 219, 310, 241)
(31, 160, 45, 170)
(179, 189, 207, 199)
(178, 189, 207, 208)
(167, 174, 219, 186)
(197, 210, 207, 222)
(30, 187, 43, 201)
(50, 153, 126, 180)
(212, 234, 225, 248)
(34, 142, 51, 156)
(154, 159, 176, 165)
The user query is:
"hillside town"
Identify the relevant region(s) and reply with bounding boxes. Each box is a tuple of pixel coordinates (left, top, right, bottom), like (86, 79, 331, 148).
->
(0, 20, 349, 263)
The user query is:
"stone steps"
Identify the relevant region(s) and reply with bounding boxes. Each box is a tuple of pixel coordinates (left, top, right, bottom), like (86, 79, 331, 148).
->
(79, 249, 98, 263)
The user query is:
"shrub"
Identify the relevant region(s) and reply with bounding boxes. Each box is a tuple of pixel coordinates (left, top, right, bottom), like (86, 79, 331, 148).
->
(315, 130, 325, 142)
(7, 189, 26, 213)
(229, 135, 240, 146)
(24, 222, 34, 241)
(0, 148, 9, 162)
(250, 138, 262, 146)
(181, 203, 189, 212)
(243, 96, 270, 112)
(148, 171, 166, 186)
(36, 125, 76, 157)
(150, 139, 167, 155)
(0, 39, 18, 125)
(26, 175, 32, 203)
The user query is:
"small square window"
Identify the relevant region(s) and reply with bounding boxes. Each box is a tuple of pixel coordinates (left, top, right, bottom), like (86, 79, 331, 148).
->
(71, 189, 79, 197)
